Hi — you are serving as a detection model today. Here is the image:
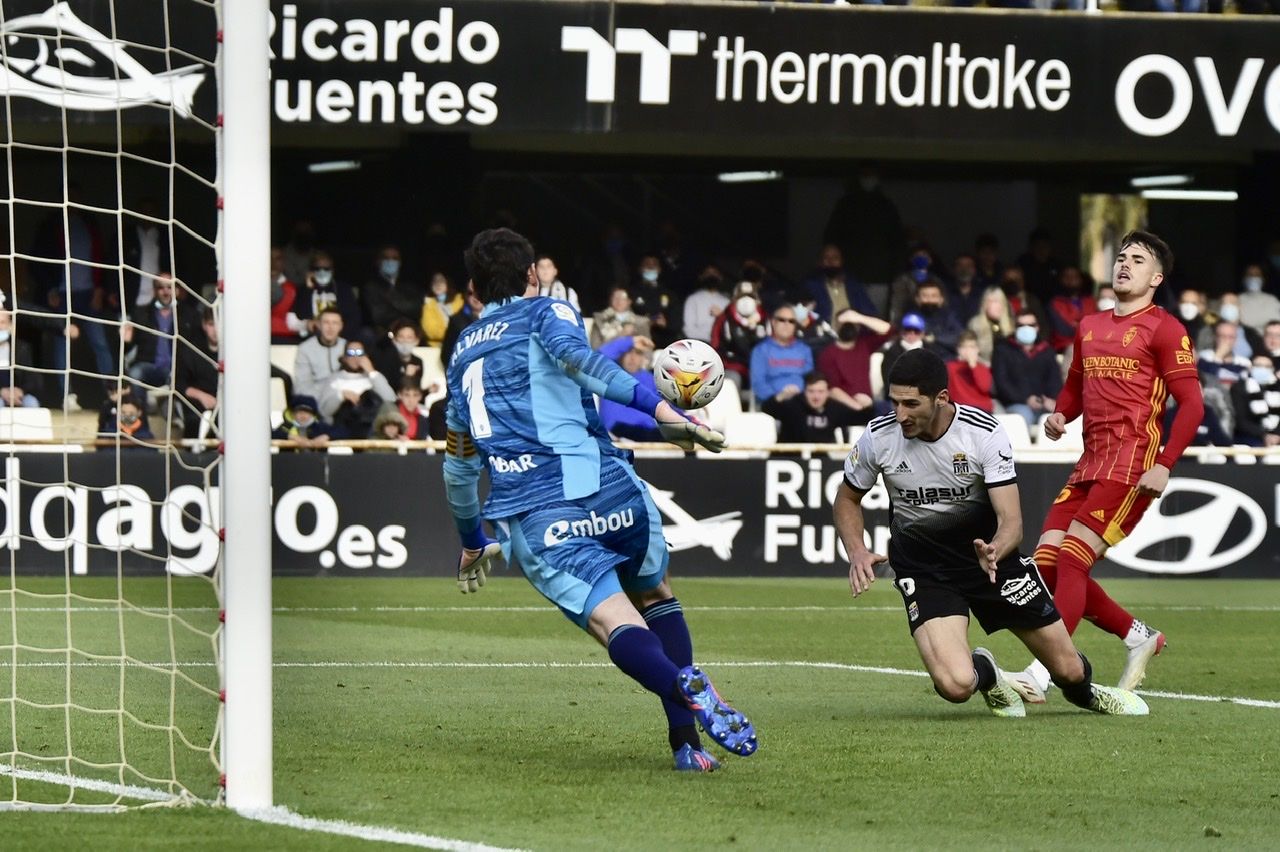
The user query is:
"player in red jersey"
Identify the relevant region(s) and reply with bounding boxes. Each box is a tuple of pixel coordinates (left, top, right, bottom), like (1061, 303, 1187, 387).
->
(1008, 230, 1204, 701)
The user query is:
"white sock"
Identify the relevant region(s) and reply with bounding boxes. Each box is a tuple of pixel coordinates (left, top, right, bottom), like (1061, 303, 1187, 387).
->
(1027, 659, 1051, 692)
(1123, 619, 1153, 650)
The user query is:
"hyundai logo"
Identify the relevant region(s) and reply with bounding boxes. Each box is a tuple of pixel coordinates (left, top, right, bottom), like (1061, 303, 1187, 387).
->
(1106, 478, 1266, 575)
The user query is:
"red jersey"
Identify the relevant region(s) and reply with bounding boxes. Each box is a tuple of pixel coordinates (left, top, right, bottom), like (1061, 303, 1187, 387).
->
(1061, 305, 1197, 486)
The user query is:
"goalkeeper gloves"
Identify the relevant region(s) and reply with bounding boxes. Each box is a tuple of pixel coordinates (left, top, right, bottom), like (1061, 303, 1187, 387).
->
(458, 540, 502, 594)
(657, 419, 726, 453)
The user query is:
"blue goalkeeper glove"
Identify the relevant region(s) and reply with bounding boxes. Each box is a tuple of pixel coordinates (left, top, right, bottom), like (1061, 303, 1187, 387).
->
(458, 539, 502, 594)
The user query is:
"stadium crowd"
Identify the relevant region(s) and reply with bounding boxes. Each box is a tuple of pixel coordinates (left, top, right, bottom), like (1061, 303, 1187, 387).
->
(4, 194, 1280, 450)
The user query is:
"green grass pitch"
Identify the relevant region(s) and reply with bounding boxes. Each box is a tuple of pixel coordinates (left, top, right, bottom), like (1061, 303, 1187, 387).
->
(3, 576, 1279, 850)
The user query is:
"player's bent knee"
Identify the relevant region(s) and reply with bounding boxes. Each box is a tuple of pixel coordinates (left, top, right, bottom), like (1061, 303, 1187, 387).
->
(932, 674, 974, 704)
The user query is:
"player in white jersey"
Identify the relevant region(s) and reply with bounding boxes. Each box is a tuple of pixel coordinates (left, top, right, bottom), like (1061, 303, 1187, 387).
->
(833, 349, 1148, 717)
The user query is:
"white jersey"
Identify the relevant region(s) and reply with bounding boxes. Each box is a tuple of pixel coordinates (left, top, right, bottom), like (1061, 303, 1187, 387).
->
(844, 404, 1017, 573)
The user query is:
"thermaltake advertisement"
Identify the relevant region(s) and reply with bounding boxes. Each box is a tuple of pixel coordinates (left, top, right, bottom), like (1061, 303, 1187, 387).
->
(0, 1, 1278, 149)
(0, 453, 1276, 579)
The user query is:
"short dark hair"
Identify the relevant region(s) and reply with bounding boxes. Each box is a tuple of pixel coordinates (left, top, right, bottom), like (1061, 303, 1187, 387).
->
(887, 349, 949, 397)
(388, 318, 419, 338)
(1265, 320, 1280, 332)
(464, 228, 535, 304)
(804, 370, 828, 387)
(398, 376, 423, 394)
(1120, 229, 1174, 275)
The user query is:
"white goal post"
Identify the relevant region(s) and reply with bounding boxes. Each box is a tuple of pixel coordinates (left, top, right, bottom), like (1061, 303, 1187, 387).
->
(220, 0, 273, 812)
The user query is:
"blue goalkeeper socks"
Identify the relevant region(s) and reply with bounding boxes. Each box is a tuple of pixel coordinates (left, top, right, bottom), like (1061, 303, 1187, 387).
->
(641, 598, 701, 749)
(607, 624, 682, 703)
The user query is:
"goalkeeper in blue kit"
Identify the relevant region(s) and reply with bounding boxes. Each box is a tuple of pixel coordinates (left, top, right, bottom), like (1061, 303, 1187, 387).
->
(442, 228, 757, 771)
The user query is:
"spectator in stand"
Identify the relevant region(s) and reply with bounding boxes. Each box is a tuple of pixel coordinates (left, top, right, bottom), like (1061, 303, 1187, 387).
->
(1047, 265, 1097, 354)
(946, 330, 995, 413)
(372, 318, 425, 390)
(632, 252, 680, 348)
(269, 246, 302, 344)
(371, 402, 409, 443)
(441, 284, 483, 368)
(1095, 283, 1117, 312)
(1016, 227, 1061, 304)
(1230, 355, 1280, 447)
(597, 334, 664, 443)
(292, 306, 346, 400)
(292, 250, 362, 336)
(712, 280, 768, 393)
(823, 166, 906, 288)
(174, 307, 220, 439)
(281, 219, 317, 290)
(421, 271, 464, 346)
(802, 243, 878, 325)
(817, 307, 891, 421)
(947, 253, 983, 325)
(534, 254, 580, 310)
(992, 309, 1062, 428)
(1262, 320, 1280, 363)
(121, 273, 195, 411)
(762, 370, 862, 444)
(319, 339, 396, 438)
(889, 245, 947, 325)
(591, 286, 651, 349)
(968, 287, 1015, 364)
(681, 265, 729, 344)
(912, 280, 965, 359)
(271, 394, 335, 449)
(879, 312, 928, 399)
(394, 377, 431, 440)
(1177, 288, 1207, 343)
(999, 265, 1048, 331)
(121, 198, 168, 310)
(98, 392, 154, 444)
(361, 245, 422, 341)
(750, 304, 815, 407)
(1200, 292, 1261, 358)
(972, 233, 1005, 293)
(794, 297, 836, 353)
(0, 309, 41, 408)
(1198, 320, 1252, 436)
(1238, 263, 1280, 336)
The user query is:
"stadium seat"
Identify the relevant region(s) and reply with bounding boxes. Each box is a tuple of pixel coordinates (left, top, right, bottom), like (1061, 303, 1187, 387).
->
(415, 346, 446, 388)
(700, 380, 743, 433)
(1038, 412, 1083, 452)
(269, 344, 297, 379)
(869, 351, 884, 400)
(0, 408, 54, 441)
(722, 412, 778, 449)
(995, 414, 1033, 449)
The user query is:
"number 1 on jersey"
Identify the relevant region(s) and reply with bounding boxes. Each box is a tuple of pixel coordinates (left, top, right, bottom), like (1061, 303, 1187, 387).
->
(462, 358, 492, 438)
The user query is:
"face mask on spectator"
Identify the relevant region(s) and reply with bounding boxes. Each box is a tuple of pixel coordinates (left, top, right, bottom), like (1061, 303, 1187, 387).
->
(1219, 303, 1241, 323)
(0, 330, 9, 344)
(1015, 326, 1038, 346)
(614, 309, 633, 323)
(735, 297, 757, 317)
(837, 323, 858, 343)
(394, 341, 416, 357)
(1252, 367, 1275, 385)
(313, 269, 334, 287)
(1243, 276, 1264, 293)
(641, 268, 660, 283)
(294, 413, 315, 428)
(794, 305, 810, 325)
(1096, 298, 1116, 311)
(1178, 302, 1199, 321)
(381, 259, 401, 279)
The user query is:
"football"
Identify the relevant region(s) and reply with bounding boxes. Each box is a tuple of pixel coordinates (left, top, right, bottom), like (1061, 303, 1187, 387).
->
(652, 338, 726, 410)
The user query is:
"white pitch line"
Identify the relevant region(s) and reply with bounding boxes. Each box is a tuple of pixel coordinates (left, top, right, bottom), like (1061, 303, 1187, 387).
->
(1, 658, 1276, 710)
(0, 764, 526, 851)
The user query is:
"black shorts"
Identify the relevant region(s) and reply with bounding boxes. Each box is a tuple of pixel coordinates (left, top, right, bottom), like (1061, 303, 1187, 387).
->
(891, 552, 1060, 635)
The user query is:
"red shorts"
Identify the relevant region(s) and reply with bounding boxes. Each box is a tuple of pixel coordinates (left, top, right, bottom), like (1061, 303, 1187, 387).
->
(1041, 480, 1152, 547)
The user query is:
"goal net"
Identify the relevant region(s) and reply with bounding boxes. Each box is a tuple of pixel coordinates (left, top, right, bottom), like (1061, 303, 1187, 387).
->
(0, 0, 269, 810)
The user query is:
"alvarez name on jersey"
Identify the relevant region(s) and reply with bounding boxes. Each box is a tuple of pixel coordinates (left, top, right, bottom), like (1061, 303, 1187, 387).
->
(844, 404, 1017, 574)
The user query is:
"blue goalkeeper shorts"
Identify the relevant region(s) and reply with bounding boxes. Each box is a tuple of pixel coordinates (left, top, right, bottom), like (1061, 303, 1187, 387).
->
(494, 457, 668, 628)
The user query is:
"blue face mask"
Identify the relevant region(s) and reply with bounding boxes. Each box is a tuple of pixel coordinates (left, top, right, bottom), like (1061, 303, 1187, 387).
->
(1015, 325, 1038, 346)
(380, 259, 401, 279)
(794, 304, 810, 325)
(641, 269, 660, 283)
(0, 330, 9, 344)
(1252, 367, 1275, 384)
